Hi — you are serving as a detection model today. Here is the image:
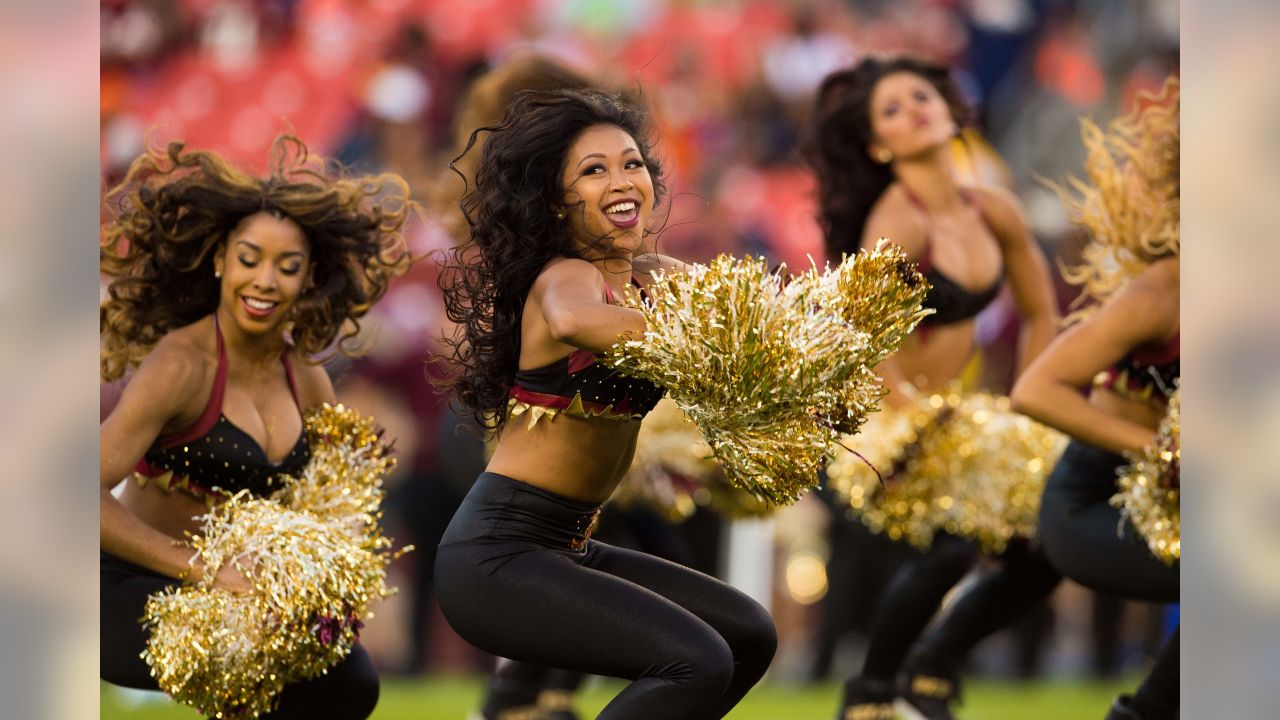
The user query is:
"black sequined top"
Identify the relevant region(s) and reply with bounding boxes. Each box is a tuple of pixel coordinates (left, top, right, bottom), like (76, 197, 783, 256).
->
(133, 317, 310, 498)
(506, 279, 664, 426)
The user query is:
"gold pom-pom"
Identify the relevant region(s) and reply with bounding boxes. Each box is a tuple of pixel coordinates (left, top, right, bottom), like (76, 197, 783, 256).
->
(141, 403, 408, 718)
(827, 387, 1067, 554)
(611, 398, 716, 521)
(605, 245, 928, 505)
(1112, 388, 1180, 564)
(612, 398, 781, 520)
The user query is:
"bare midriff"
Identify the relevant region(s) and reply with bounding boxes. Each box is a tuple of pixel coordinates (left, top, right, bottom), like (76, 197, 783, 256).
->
(1088, 386, 1166, 433)
(486, 413, 640, 503)
(888, 318, 980, 395)
(119, 480, 211, 541)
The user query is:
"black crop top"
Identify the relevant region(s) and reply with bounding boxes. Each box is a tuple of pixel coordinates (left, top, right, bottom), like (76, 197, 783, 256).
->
(1094, 333, 1179, 405)
(902, 188, 1005, 327)
(133, 316, 310, 501)
(507, 281, 664, 427)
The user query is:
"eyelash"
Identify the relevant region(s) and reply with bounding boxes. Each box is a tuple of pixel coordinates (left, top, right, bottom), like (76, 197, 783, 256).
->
(885, 91, 932, 116)
(237, 255, 301, 275)
(583, 159, 644, 175)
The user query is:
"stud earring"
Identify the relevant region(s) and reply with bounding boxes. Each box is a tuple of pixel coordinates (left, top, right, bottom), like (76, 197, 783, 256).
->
(554, 210, 566, 220)
(876, 148, 893, 164)
(215, 269, 222, 278)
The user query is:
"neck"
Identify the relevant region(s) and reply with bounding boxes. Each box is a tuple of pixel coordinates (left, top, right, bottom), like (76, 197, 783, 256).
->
(893, 147, 964, 212)
(585, 251, 635, 293)
(215, 307, 287, 369)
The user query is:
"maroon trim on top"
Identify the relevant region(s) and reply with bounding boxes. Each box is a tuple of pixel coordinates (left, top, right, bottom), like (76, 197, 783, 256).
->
(566, 349, 597, 374)
(1130, 333, 1180, 366)
(509, 386, 576, 411)
(130, 457, 215, 496)
(282, 352, 302, 409)
(153, 316, 228, 450)
(508, 386, 638, 418)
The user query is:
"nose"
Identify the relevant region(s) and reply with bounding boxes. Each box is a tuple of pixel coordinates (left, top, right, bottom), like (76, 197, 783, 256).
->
(610, 173, 635, 192)
(253, 264, 278, 291)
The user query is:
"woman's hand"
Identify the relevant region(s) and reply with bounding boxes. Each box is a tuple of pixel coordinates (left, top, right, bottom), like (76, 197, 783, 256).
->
(210, 562, 254, 594)
(188, 554, 255, 594)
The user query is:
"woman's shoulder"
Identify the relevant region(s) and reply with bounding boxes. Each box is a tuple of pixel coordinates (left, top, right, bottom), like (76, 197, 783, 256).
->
(1132, 256, 1180, 299)
(285, 350, 336, 409)
(125, 319, 217, 411)
(964, 185, 1027, 232)
(1100, 260, 1179, 342)
(143, 318, 216, 378)
(535, 256, 607, 288)
(863, 183, 926, 253)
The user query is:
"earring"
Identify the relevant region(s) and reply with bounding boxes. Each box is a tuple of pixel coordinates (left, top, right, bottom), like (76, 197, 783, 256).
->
(554, 210, 566, 220)
(215, 269, 222, 278)
(876, 148, 893, 164)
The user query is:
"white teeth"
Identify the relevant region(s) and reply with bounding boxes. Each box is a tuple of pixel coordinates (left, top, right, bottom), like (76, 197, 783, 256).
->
(606, 201, 636, 214)
(244, 298, 277, 310)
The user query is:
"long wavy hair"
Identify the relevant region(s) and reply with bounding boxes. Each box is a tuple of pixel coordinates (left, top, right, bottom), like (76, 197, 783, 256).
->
(436, 88, 666, 432)
(802, 56, 970, 260)
(435, 55, 596, 240)
(1059, 76, 1180, 324)
(101, 135, 412, 381)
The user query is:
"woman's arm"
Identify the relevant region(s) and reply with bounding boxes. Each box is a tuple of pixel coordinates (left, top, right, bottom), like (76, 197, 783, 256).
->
(534, 258, 647, 353)
(99, 345, 249, 590)
(977, 187, 1061, 373)
(632, 253, 692, 283)
(1010, 267, 1178, 454)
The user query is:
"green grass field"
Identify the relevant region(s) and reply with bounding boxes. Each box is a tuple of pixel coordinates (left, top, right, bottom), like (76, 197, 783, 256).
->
(103, 675, 1131, 719)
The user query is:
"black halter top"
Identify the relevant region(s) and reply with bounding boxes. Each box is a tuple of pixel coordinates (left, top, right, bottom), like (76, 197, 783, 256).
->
(902, 188, 1005, 327)
(133, 316, 311, 500)
(507, 280, 664, 427)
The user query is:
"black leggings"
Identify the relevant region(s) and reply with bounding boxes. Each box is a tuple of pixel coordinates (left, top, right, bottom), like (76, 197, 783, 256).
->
(1038, 440, 1179, 717)
(858, 533, 979, 682)
(436, 472, 777, 720)
(1039, 440, 1179, 603)
(100, 553, 380, 720)
(911, 539, 1062, 665)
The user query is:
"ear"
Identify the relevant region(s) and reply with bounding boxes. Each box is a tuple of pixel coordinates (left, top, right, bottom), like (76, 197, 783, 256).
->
(213, 244, 226, 279)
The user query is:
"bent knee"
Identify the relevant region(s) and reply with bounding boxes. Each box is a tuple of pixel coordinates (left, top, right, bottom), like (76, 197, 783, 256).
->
(733, 600, 779, 666)
(654, 630, 736, 696)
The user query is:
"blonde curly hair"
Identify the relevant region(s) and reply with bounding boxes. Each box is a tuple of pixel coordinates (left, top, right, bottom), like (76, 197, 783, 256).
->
(1059, 76, 1179, 324)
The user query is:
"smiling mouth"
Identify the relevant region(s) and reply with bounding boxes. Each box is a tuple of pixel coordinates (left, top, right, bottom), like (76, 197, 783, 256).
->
(603, 199, 640, 228)
(242, 296, 280, 318)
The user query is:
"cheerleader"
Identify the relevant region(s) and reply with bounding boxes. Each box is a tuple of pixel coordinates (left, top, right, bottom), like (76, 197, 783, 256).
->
(1011, 77, 1181, 720)
(99, 136, 411, 718)
(802, 55, 1060, 720)
(433, 87, 777, 720)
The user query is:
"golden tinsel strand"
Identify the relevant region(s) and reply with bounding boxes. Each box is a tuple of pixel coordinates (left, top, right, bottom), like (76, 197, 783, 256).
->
(604, 248, 927, 505)
(142, 403, 409, 719)
(827, 386, 1067, 554)
(1112, 388, 1180, 564)
(612, 398, 780, 521)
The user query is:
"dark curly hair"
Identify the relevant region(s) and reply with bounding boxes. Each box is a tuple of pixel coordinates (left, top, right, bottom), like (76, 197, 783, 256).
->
(100, 135, 413, 381)
(436, 88, 666, 432)
(801, 56, 970, 261)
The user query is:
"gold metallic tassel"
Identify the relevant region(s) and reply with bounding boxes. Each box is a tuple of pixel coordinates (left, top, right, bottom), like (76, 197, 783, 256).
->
(604, 245, 928, 505)
(1112, 388, 1180, 564)
(141, 403, 409, 718)
(827, 386, 1067, 554)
